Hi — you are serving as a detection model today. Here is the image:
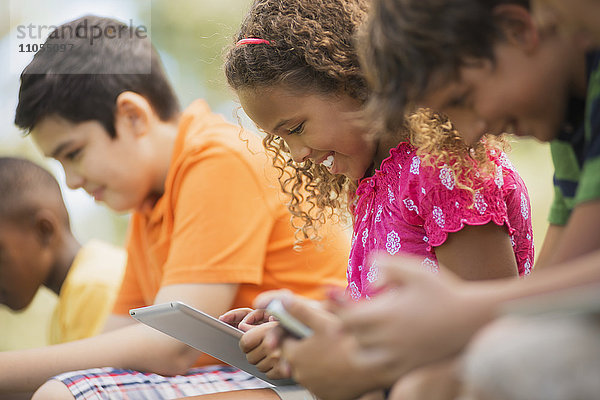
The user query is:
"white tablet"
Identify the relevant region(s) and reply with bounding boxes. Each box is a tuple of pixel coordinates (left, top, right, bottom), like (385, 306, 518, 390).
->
(129, 301, 295, 386)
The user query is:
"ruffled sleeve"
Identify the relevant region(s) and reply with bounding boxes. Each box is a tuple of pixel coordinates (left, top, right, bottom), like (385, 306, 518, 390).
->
(408, 159, 514, 249)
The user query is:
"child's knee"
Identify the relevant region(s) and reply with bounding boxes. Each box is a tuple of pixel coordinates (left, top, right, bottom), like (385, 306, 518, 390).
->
(462, 315, 600, 400)
(32, 379, 75, 400)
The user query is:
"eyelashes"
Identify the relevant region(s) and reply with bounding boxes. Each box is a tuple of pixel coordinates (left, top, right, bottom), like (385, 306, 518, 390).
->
(288, 122, 305, 135)
(65, 149, 81, 160)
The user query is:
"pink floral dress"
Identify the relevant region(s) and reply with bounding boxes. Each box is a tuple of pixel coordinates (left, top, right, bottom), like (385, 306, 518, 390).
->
(347, 142, 534, 300)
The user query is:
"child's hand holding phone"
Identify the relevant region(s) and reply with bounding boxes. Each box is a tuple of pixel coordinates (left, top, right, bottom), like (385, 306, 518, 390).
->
(266, 299, 314, 338)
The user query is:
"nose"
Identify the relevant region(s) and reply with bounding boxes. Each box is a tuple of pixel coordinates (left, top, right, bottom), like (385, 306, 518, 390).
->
(285, 138, 311, 163)
(63, 165, 85, 190)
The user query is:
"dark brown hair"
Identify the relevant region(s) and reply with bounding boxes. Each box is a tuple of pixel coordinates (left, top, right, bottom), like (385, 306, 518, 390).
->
(359, 0, 529, 133)
(15, 15, 180, 137)
(0, 157, 69, 227)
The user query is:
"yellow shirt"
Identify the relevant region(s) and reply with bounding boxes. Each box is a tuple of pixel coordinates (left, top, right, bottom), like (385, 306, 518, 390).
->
(49, 240, 126, 344)
(0, 288, 57, 350)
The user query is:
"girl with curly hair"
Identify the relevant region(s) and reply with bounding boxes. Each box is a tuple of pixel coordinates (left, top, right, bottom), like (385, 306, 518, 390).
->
(225, 0, 533, 292)
(199, 0, 535, 398)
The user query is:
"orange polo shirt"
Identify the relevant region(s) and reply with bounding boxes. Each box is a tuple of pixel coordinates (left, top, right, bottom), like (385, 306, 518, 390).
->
(112, 100, 348, 364)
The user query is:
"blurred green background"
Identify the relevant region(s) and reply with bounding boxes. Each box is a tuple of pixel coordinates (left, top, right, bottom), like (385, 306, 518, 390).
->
(0, 0, 553, 350)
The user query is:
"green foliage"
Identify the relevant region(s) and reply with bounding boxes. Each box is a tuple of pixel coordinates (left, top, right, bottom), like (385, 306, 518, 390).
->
(146, 0, 251, 105)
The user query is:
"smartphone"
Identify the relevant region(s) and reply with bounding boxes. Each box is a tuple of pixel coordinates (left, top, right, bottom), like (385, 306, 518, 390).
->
(266, 299, 313, 339)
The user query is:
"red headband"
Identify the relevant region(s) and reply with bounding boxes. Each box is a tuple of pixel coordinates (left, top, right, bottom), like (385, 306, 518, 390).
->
(236, 38, 271, 47)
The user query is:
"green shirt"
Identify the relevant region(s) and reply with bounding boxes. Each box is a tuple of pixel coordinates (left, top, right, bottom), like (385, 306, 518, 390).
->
(549, 51, 600, 225)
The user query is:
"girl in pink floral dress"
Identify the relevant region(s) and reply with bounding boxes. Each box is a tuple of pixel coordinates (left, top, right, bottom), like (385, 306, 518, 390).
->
(208, 0, 535, 398)
(225, 0, 534, 299)
(347, 110, 533, 300)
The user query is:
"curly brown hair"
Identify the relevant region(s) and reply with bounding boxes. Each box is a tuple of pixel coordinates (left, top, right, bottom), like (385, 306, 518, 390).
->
(225, 0, 369, 243)
(407, 109, 509, 196)
(225, 0, 509, 244)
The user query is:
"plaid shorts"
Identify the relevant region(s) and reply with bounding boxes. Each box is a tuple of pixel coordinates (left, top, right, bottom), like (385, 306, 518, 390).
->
(52, 365, 272, 400)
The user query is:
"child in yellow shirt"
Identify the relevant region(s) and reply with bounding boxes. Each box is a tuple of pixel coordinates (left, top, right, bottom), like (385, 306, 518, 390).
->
(0, 157, 125, 346)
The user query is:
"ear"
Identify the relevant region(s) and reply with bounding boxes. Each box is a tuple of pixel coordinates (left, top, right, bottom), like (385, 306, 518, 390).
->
(493, 4, 541, 53)
(114, 91, 153, 138)
(33, 209, 57, 247)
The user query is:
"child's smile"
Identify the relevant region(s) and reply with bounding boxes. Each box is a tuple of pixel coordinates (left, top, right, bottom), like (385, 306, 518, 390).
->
(238, 86, 377, 181)
(32, 115, 162, 212)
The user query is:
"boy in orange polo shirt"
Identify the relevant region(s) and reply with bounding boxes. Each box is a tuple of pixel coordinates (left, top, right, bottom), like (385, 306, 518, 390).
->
(4, 15, 348, 399)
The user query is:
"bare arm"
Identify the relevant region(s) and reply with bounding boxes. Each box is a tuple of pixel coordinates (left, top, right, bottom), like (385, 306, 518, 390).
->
(338, 248, 600, 387)
(391, 223, 522, 397)
(102, 314, 136, 333)
(230, 224, 520, 397)
(533, 224, 564, 269)
(0, 282, 237, 393)
(435, 222, 519, 280)
(380, 222, 518, 400)
(544, 200, 600, 266)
